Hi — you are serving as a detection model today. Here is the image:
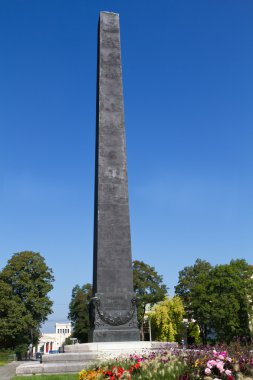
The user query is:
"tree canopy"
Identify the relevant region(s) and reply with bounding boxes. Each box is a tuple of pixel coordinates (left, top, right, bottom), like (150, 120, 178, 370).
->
(68, 283, 92, 343)
(0, 251, 54, 351)
(208, 260, 253, 343)
(175, 259, 212, 344)
(0, 280, 32, 349)
(175, 258, 253, 344)
(149, 296, 184, 342)
(133, 260, 167, 340)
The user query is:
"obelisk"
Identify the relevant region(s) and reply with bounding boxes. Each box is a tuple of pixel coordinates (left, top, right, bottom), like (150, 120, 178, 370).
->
(90, 12, 139, 342)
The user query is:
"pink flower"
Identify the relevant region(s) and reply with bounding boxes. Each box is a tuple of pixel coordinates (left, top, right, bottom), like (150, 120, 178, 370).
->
(205, 368, 211, 375)
(207, 360, 216, 368)
(225, 370, 232, 375)
(217, 363, 224, 373)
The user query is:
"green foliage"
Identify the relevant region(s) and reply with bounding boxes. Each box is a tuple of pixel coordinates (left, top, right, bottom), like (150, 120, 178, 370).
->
(64, 336, 73, 345)
(0, 349, 16, 366)
(0, 280, 32, 349)
(175, 258, 253, 344)
(208, 259, 253, 343)
(175, 259, 212, 344)
(149, 296, 184, 342)
(133, 260, 167, 340)
(0, 251, 54, 350)
(68, 283, 92, 343)
(187, 321, 201, 344)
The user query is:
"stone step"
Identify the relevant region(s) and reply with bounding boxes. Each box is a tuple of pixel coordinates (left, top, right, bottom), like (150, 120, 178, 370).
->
(42, 352, 99, 362)
(64, 341, 177, 353)
(16, 341, 178, 376)
(16, 361, 90, 375)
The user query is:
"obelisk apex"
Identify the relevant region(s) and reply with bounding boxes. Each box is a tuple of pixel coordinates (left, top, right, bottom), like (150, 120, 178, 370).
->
(90, 12, 139, 342)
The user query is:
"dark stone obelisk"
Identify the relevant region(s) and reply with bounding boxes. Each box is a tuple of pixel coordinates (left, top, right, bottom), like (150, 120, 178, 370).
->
(90, 12, 139, 342)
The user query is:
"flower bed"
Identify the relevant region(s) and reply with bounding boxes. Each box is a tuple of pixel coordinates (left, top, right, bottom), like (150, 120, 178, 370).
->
(79, 346, 253, 380)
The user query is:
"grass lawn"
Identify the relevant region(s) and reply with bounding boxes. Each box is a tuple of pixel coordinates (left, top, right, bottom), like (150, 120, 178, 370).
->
(13, 375, 79, 380)
(0, 353, 16, 366)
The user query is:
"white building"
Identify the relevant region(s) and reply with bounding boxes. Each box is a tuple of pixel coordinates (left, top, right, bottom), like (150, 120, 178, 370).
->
(37, 323, 72, 354)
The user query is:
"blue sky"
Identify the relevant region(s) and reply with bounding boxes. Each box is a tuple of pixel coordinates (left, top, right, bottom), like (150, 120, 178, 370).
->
(0, 0, 253, 332)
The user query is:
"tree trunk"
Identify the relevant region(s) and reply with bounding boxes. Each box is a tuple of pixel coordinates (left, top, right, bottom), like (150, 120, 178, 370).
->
(140, 320, 144, 341)
(200, 325, 207, 345)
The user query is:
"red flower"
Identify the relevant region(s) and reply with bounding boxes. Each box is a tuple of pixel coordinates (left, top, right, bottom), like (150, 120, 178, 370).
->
(103, 370, 114, 378)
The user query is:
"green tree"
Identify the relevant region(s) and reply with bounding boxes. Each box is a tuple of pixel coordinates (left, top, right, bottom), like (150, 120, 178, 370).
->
(208, 259, 253, 343)
(133, 260, 167, 340)
(175, 258, 253, 344)
(0, 280, 32, 350)
(175, 259, 212, 344)
(230, 259, 253, 339)
(0, 251, 54, 350)
(68, 283, 92, 343)
(149, 296, 184, 342)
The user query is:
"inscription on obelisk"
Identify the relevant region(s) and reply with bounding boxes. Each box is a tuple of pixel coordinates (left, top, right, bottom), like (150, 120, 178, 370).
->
(90, 12, 139, 342)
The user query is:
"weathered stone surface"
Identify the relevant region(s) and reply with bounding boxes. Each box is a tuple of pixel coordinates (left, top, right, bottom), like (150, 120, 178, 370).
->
(91, 11, 139, 342)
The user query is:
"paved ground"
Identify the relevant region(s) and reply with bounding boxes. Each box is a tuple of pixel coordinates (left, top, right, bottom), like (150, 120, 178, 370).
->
(0, 361, 26, 380)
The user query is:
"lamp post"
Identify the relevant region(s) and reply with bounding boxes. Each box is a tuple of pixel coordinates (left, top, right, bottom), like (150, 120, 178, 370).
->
(182, 319, 188, 349)
(145, 303, 152, 342)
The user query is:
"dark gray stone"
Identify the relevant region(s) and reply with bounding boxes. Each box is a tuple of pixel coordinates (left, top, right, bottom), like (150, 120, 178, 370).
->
(90, 12, 139, 342)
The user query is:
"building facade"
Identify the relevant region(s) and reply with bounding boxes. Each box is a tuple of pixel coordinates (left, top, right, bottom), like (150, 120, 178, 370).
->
(37, 323, 72, 354)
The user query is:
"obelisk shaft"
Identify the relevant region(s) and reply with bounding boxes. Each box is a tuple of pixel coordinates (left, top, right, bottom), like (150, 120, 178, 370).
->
(91, 12, 139, 342)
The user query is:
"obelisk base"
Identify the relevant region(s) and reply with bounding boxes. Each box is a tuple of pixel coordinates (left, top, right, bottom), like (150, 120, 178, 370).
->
(89, 293, 140, 342)
(91, 328, 140, 343)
